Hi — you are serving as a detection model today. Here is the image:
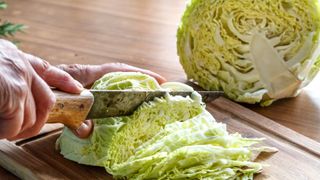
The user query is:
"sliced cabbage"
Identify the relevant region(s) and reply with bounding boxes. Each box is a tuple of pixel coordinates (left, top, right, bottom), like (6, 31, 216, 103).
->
(57, 72, 276, 179)
(177, 0, 320, 105)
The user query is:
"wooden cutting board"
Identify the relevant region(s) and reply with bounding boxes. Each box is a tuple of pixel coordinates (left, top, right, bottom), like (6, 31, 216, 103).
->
(0, 97, 319, 180)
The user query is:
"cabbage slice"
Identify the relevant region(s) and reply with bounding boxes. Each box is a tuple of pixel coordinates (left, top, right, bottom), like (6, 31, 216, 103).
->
(57, 72, 277, 179)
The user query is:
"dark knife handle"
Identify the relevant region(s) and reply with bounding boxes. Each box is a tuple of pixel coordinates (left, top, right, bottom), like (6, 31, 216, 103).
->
(47, 90, 94, 129)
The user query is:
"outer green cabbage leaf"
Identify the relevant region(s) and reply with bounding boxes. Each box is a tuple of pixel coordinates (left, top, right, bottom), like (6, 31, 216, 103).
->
(177, 0, 320, 105)
(57, 72, 276, 179)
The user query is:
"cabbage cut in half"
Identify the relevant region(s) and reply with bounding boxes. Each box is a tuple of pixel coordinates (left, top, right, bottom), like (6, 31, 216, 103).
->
(177, 0, 320, 105)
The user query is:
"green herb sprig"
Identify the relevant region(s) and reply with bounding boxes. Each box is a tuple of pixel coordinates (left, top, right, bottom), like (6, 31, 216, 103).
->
(0, 1, 26, 40)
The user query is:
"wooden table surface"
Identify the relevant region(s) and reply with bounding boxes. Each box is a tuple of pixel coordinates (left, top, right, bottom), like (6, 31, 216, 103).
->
(0, 0, 319, 178)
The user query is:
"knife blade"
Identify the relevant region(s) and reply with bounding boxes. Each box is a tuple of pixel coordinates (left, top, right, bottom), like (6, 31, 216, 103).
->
(87, 90, 224, 119)
(47, 89, 223, 129)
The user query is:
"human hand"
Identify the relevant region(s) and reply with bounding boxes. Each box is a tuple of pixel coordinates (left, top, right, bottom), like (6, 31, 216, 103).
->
(0, 39, 84, 140)
(57, 63, 167, 138)
(57, 63, 166, 88)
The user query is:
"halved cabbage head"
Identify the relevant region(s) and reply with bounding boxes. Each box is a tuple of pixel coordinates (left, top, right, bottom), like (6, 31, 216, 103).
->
(177, 0, 320, 105)
(57, 72, 276, 179)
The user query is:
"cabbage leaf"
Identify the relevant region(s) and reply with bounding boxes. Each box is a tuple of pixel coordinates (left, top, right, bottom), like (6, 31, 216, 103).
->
(57, 72, 276, 179)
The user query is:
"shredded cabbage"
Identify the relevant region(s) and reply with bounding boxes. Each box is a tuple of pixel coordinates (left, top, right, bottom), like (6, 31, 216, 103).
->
(177, 0, 320, 106)
(57, 72, 277, 179)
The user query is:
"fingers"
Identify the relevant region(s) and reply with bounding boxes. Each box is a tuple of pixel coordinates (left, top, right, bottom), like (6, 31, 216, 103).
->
(0, 82, 36, 140)
(25, 53, 83, 93)
(0, 93, 25, 139)
(0, 59, 32, 139)
(20, 89, 36, 133)
(9, 74, 56, 140)
(72, 120, 93, 139)
(56, 64, 94, 87)
(7, 95, 36, 140)
(0, 101, 24, 139)
(42, 66, 83, 93)
(57, 63, 167, 87)
(0, 42, 62, 140)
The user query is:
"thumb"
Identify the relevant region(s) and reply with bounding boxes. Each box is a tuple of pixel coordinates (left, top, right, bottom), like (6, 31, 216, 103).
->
(25, 53, 83, 93)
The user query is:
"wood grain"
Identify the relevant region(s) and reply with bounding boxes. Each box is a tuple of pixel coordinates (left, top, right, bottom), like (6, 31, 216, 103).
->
(0, 140, 68, 179)
(208, 98, 320, 180)
(0, 97, 318, 179)
(0, 167, 18, 180)
(47, 90, 94, 129)
(0, 0, 319, 178)
(210, 98, 320, 158)
(22, 132, 110, 180)
(244, 75, 320, 141)
(0, 0, 186, 81)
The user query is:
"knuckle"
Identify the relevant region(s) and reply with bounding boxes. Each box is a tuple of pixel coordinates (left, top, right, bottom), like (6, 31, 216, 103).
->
(40, 59, 51, 71)
(78, 65, 90, 77)
(68, 64, 82, 73)
(0, 85, 26, 121)
(57, 64, 89, 80)
(69, 64, 88, 75)
(14, 82, 29, 97)
(25, 53, 52, 79)
(69, 64, 83, 69)
(2, 56, 30, 78)
(3, 83, 28, 110)
(37, 60, 52, 78)
(60, 71, 73, 82)
(56, 64, 67, 71)
(60, 64, 89, 86)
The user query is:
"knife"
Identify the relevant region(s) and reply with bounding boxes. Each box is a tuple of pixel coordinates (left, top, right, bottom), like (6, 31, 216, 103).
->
(47, 90, 224, 129)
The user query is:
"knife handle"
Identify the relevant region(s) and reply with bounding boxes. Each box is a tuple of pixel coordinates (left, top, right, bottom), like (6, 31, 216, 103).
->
(47, 90, 94, 129)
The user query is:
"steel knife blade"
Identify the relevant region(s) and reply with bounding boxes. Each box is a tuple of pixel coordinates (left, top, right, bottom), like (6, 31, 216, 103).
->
(87, 90, 224, 119)
(47, 89, 223, 129)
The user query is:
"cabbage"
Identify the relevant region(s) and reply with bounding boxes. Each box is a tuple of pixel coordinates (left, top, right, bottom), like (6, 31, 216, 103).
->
(177, 0, 320, 105)
(57, 72, 276, 179)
